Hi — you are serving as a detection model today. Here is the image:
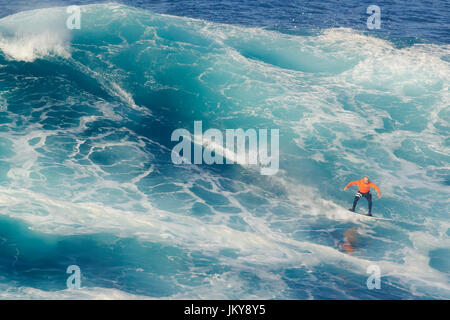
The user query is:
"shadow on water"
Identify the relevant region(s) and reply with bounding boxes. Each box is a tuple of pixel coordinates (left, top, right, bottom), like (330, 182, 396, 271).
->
(338, 227, 359, 254)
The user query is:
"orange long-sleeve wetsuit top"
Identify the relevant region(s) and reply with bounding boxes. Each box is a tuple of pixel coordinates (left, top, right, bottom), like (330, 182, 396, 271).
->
(345, 179, 381, 194)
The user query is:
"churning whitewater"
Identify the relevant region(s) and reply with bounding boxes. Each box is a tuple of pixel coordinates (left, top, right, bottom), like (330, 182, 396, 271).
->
(0, 3, 448, 299)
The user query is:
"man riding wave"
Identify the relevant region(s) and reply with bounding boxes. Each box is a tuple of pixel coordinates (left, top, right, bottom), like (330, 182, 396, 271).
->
(344, 176, 381, 216)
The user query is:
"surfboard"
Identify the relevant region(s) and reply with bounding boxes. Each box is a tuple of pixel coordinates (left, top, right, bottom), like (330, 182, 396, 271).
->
(349, 209, 371, 215)
(348, 209, 393, 221)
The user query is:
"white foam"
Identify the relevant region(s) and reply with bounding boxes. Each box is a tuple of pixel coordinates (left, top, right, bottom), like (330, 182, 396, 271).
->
(0, 31, 70, 62)
(0, 285, 149, 300)
(0, 7, 72, 62)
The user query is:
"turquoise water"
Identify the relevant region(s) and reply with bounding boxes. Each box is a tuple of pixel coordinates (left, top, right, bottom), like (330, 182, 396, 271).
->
(0, 3, 449, 299)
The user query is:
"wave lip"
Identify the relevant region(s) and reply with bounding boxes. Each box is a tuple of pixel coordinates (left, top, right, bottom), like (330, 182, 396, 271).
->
(0, 6, 71, 62)
(0, 31, 70, 62)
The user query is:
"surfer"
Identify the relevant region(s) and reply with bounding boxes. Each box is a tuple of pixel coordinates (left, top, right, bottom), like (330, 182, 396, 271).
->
(344, 176, 381, 216)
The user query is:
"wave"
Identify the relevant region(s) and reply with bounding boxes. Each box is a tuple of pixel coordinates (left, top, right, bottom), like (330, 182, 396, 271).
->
(0, 3, 448, 299)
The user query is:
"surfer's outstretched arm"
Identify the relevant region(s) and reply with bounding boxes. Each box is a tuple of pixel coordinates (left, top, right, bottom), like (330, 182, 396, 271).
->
(370, 182, 382, 198)
(344, 180, 358, 191)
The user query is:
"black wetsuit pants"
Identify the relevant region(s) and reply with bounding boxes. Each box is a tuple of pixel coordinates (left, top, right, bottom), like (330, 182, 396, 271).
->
(352, 191, 372, 215)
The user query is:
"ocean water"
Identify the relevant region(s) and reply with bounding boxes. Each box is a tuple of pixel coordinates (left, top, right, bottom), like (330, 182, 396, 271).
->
(0, 1, 449, 299)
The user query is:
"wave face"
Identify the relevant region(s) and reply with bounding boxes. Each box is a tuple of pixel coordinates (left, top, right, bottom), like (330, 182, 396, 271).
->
(0, 4, 448, 299)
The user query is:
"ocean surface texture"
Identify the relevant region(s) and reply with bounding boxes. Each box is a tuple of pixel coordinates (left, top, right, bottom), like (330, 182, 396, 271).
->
(0, 1, 448, 299)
